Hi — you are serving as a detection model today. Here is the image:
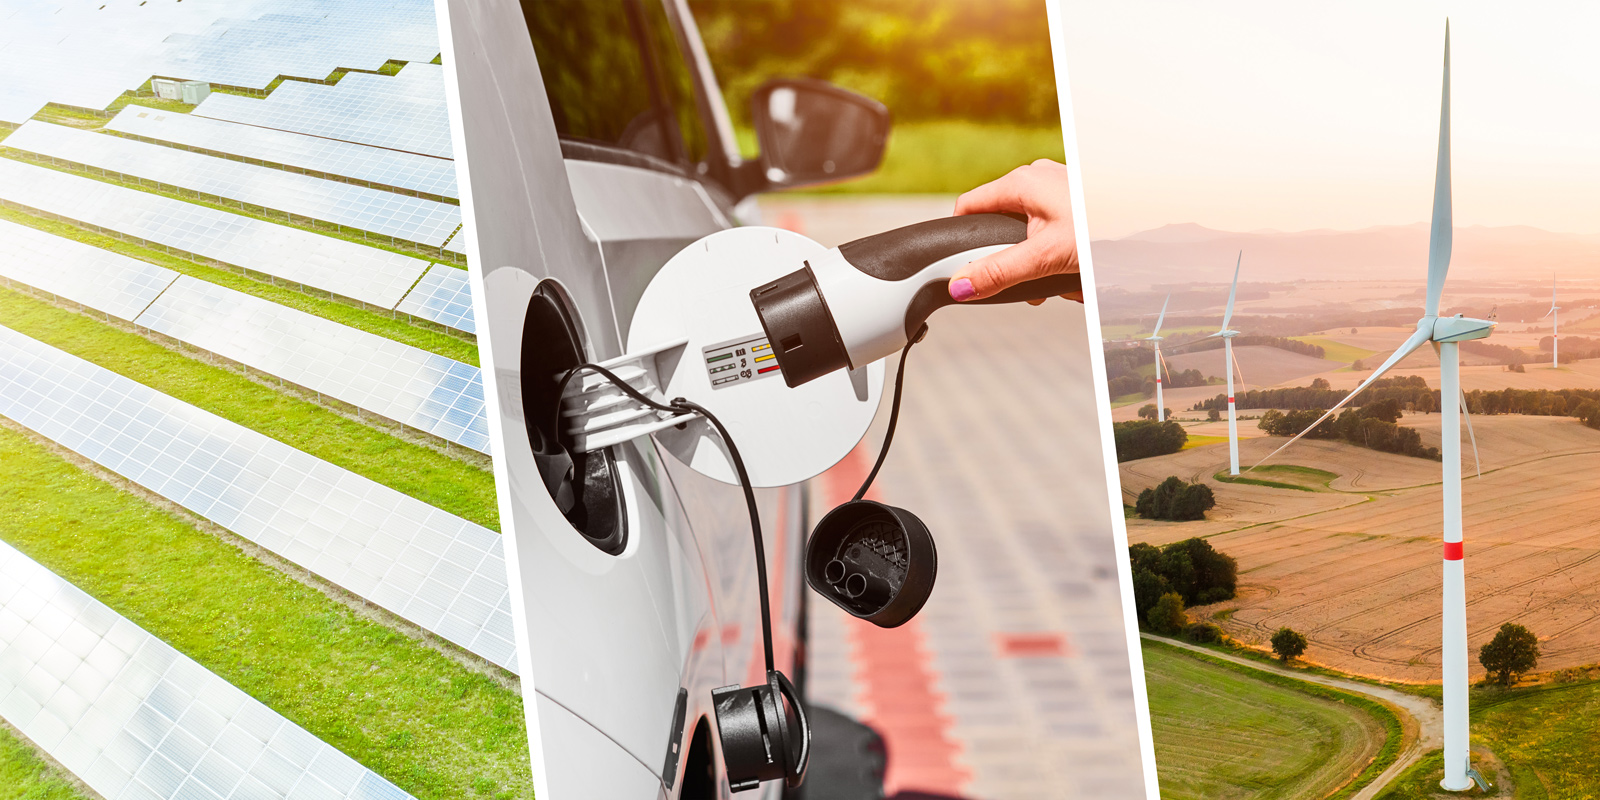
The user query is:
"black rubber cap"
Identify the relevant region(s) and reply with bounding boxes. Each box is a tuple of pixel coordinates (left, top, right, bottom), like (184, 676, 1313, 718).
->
(750, 264, 851, 388)
(804, 500, 936, 628)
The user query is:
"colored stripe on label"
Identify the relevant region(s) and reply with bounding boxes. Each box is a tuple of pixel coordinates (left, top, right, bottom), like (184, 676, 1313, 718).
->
(757, 365, 781, 374)
(1443, 541, 1464, 561)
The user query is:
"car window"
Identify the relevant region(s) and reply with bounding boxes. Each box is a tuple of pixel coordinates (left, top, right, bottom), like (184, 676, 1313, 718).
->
(522, 0, 709, 171)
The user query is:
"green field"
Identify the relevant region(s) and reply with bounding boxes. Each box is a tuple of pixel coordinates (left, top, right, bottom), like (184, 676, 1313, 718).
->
(1144, 640, 1390, 800)
(1182, 434, 1229, 451)
(739, 120, 1065, 195)
(1380, 680, 1600, 799)
(1293, 336, 1378, 365)
(0, 423, 531, 800)
(0, 723, 87, 800)
(0, 286, 499, 530)
(1216, 465, 1338, 492)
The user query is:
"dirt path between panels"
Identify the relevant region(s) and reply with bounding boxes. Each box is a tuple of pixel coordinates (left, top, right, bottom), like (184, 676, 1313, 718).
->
(1143, 634, 1444, 800)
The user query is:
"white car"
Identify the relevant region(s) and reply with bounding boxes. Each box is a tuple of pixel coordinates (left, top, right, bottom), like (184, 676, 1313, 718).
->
(436, 1, 891, 797)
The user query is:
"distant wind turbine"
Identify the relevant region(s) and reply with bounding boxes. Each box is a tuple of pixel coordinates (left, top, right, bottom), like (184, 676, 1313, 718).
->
(1254, 23, 1492, 792)
(1147, 295, 1170, 421)
(1208, 255, 1242, 475)
(1543, 274, 1559, 368)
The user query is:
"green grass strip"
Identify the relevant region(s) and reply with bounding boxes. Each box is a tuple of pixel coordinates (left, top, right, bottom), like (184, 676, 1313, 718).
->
(0, 723, 88, 800)
(1146, 638, 1405, 800)
(0, 203, 476, 365)
(0, 423, 531, 800)
(0, 285, 498, 531)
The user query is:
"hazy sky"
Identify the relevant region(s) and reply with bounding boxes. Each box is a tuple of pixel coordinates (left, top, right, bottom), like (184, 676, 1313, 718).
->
(1060, 2, 1600, 238)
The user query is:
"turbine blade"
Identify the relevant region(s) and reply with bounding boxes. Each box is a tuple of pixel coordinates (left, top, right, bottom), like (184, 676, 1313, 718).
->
(1232, 347, 1249, 393)
(1151, 294, 1170, 337)
(1221, 253, 1241, 332)
(1424, 23, 1453, 318)
(1542, 308, 1554, 319)
(1461, 386, 1482, 479)
(1250, 327, 1432, 470)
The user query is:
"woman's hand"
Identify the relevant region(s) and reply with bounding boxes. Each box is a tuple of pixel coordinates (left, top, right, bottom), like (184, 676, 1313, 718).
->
(948, 159, 1082, 306)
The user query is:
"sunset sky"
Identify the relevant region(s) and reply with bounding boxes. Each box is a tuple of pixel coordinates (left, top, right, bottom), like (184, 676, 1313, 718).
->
(1060, 2, 1600, 239)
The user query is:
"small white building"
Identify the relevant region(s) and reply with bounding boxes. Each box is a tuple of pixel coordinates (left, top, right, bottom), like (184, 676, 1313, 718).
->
(150, 79, 211, 105)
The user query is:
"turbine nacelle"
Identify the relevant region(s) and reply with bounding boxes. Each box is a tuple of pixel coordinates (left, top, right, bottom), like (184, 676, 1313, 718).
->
(1208, 329, 1239, 339)
(1430, 314, 1494, 343)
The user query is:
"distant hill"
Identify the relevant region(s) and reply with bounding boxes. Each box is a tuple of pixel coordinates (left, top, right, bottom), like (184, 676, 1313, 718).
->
(1092, 222, 1600, 288)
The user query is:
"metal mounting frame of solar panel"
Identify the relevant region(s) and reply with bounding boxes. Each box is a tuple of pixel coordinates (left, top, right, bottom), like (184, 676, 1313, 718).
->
(0, 158, 427, 308)
(193, 65, 451, 158)
(0, 218, 178, 320)
(0, 539, 419, 800)
(6, 121, 461, 248)
(106, 106, 458, 199)
(0, 325, 517, 672)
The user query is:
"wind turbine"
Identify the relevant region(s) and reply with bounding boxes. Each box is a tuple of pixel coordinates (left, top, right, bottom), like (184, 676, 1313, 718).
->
(1543, 274, 1559, 368)
(1255, 24, 1492, 792)
(1209, 255, 1243, 475)
(1147, 295, 1170, 421)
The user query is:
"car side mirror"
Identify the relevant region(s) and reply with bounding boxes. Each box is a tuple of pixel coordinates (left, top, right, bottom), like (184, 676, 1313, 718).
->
(742, 78, 889, 195)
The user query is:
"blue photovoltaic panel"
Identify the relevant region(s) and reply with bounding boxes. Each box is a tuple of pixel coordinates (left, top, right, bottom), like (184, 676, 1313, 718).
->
(0, 157, 428, 308)
(194, 63, 452, 158)
(395, 264, 475, 334)
(5, 121, 461, 247)
(0, 218, 177, 320)
(106, 106, 459, 199)
(0, 539, 418, 800)
(0, 325, 518, 672)
(138, 277, 490, 451)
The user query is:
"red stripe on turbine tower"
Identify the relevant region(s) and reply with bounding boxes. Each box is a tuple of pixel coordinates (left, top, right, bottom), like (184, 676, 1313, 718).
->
(1227, 396, 1234, 402)
(1443, 541, 1464, 561)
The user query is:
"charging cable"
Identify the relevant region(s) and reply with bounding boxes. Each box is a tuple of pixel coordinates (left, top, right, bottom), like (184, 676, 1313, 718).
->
(854, 325, 924, 501)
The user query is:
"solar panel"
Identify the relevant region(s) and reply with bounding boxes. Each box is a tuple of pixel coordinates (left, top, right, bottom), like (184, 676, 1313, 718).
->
(0, 157, 428, 308)
(0, 538, 418, 800)
(5, 120, 461, 247)
(0, 218, 177, 320)
(395, 264, 476, 334)
(106, 106, 458, 199)
(137, 277, 490, 451)
(0, 325, 518, 673)
(194, 63, 452, 158)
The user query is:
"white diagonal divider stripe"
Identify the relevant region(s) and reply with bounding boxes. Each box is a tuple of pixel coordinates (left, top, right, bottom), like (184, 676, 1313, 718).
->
(5, 121, 462, 247)
(0, 538, 416, 799)
(0, 325, 517, 672)
(0, 158, 428, 309)
(138, 277, 489, 452)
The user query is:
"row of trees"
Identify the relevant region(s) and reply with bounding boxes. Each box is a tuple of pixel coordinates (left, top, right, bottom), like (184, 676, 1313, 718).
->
(1135, 476, 1216, 521)
(1257, 404, 1440, 460)
(1129, 538, 1238, 625)
(1181, 335, 1326, 359)
(1113, 420, 1187, 462)
(1539, 335, 1600, 360)
(1192, 375, 1430, 413)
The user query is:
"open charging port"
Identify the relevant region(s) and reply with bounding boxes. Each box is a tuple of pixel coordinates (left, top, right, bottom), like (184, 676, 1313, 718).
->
(520, 284, 627, 554)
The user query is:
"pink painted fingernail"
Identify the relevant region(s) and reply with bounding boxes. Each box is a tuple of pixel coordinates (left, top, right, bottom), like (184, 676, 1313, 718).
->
(949, 278, 977, 302)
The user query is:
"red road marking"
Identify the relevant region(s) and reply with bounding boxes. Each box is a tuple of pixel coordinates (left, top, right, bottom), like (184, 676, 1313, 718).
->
(1443, 541, 1464, 561)
(821, 443, 971, 796)
(995, 632, 1070, 658)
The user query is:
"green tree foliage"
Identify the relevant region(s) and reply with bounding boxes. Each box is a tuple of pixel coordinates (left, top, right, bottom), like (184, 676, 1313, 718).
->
(1479, 623, 1540, 686)
(1148, 592, 1187, 634)
(1540, 334, 1600, 359)
(1271, 627, 1309, 662)
(1107, 374, 1142, 398)
(1183, 335, 1325, 359)
(1127, 538, 1237, 622)
(1184, 622, 1225, 644)
(1136, 477, 1216, 521)
(1138, 404, 1158, 420)
(1577, 401, 1600, 430)
(688, 0, 1060, 126)
(1113, 420, 1187, 461)
(1257, 400, 1440, 462)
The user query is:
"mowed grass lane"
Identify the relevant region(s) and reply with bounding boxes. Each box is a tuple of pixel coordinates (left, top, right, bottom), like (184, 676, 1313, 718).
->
(0, 724, 88, 800)
(0, 423, 532, 800)
(0, 285, 498, 530)
(1145, 640, 1388, 800)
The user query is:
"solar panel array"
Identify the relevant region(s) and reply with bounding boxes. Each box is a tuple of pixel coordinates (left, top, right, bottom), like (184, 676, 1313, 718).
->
(5, 121, 462, 248)
(106, 106, 459, 199)
(195, 64, 452, 158)
(139, 278, 490, 452)
(0, 325, 518, 673)
(396, 264, 476, 334)
(0, 218, 177, 320)
(0, 538, 417, 800)
(0, 157, 429, 308)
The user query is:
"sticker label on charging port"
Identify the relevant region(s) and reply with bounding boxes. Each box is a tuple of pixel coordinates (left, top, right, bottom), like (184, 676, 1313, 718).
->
(703, 334, 780, 390)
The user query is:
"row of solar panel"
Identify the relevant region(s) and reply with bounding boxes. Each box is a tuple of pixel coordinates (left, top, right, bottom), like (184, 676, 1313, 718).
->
(0, 538, 418, 800)
(0, 157, 473, 333)
(0, 218, 487, 452)
(0, 324, 519, 674)
(194, 63, 452, 159)
(3, 121, 462, 248)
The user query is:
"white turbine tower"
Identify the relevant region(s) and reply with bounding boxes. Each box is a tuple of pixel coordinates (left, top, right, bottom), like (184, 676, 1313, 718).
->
(1256, 24, 1492, 792)
(1543, 274, 1559, 368)
(1209, 254, 1243, 475)
(1147, 295, 1170, 421)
